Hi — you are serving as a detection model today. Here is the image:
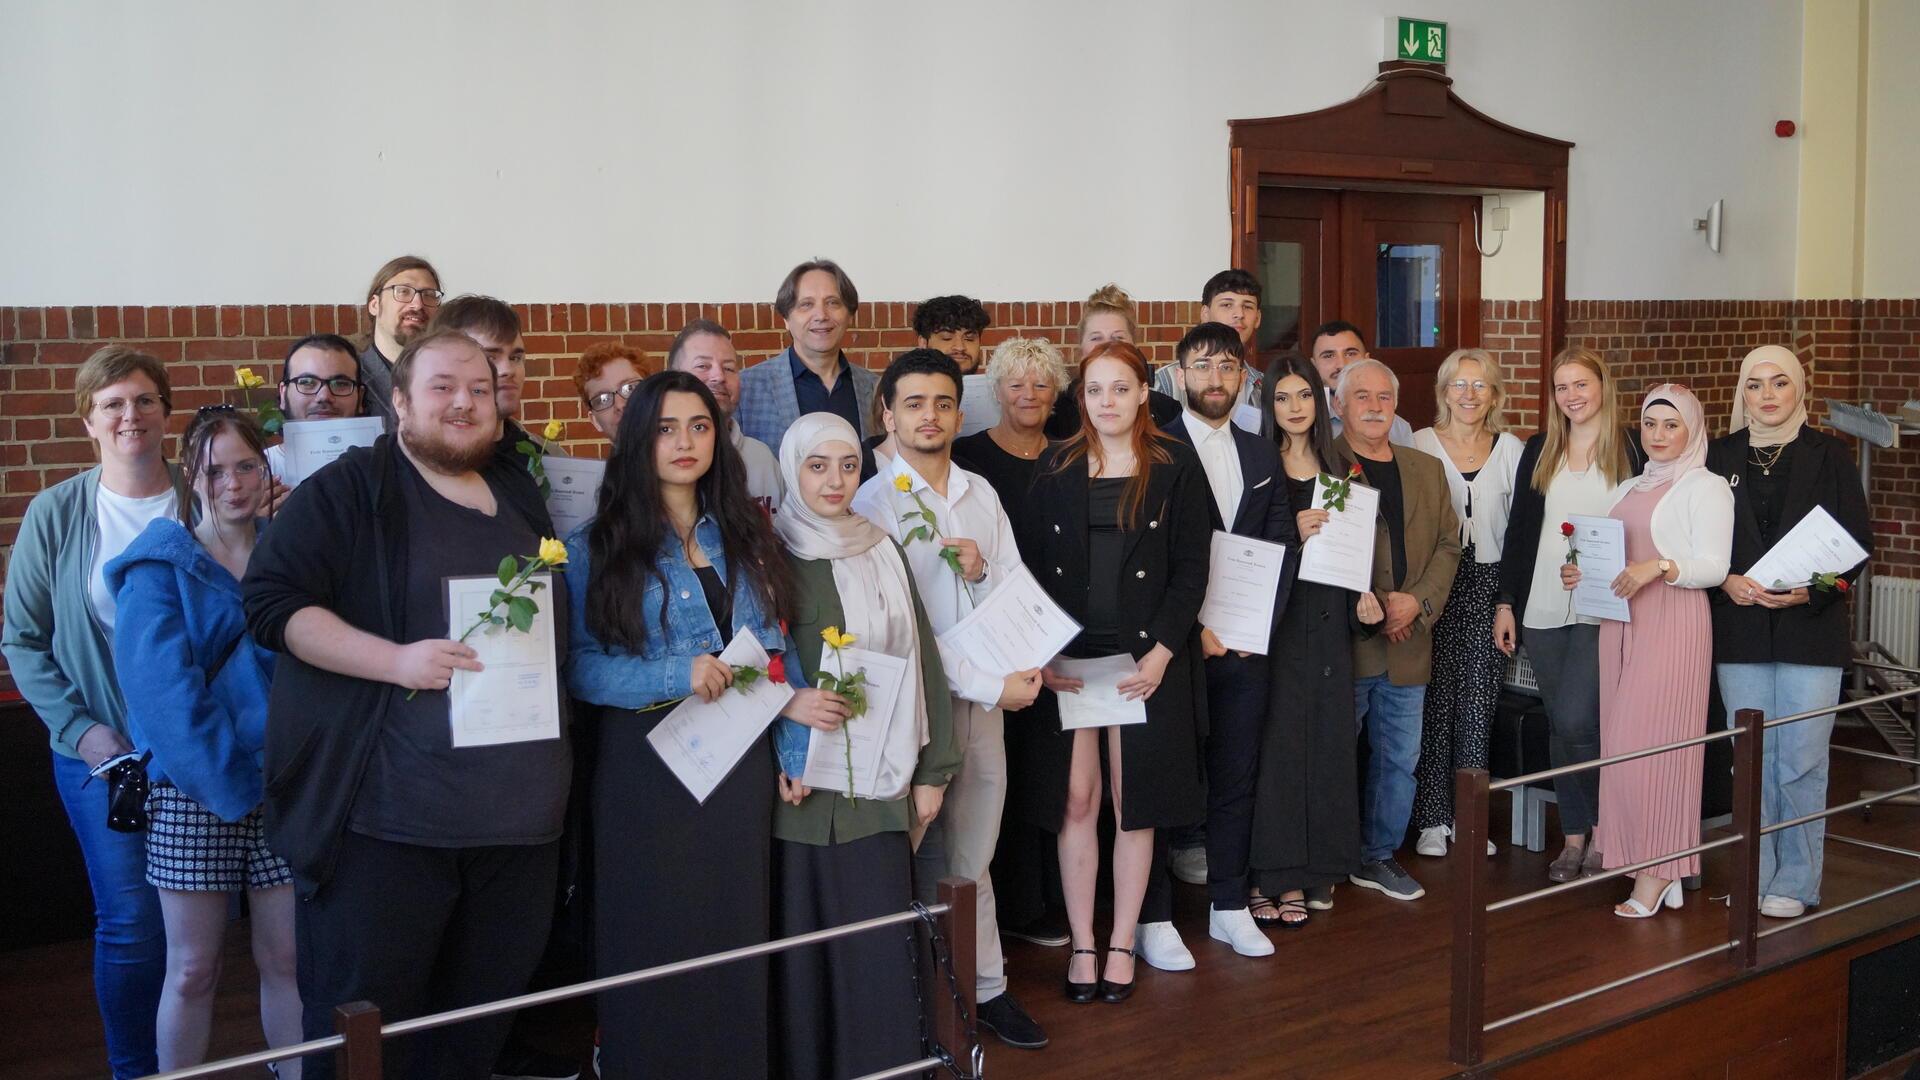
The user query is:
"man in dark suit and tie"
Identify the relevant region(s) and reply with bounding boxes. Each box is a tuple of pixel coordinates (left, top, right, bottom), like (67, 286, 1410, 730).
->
(1157, 321, 1298, 960)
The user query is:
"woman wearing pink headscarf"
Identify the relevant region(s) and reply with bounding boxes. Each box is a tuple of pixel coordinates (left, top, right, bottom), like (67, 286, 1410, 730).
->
(1561, 383, 1732, 917)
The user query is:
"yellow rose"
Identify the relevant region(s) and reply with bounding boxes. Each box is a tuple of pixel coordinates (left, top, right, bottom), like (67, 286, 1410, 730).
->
(537, 537, 568, 566)
(821, 626, 857, 650)
(543, 419, 565, 442)
(235, 367, 264, 390)
(893, 474, 912, 493)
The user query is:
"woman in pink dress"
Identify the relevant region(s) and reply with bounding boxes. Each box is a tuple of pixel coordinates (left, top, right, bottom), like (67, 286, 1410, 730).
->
(1562, 384, 1732, 918)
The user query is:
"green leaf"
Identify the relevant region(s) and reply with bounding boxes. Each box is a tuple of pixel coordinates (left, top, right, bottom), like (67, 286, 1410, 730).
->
(489, 588, 509, 607)
(506, 596, 536, 633)
(940, 546, 964, 575)
(498, 555, 517, 587)
(516, 440, 539, 456)
(526, 580, 545, 593)
(731, 665, 763, 691)
(490, 615, 506, 627)
(906, 525, 930, 544)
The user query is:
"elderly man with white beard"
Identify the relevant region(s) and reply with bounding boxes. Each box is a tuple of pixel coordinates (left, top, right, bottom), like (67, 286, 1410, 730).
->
(1333, 359, 1460, 904)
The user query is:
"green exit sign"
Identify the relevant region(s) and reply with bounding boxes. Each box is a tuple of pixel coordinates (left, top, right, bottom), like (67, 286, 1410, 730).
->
(1392, 17, 1448, 64)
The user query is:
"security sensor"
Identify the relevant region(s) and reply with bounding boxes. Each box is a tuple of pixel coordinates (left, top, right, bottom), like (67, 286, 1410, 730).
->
(1693, 199, 1723, 253)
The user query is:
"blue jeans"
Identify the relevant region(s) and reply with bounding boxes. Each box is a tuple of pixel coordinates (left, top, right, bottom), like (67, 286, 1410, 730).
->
(1716, 662, 1843, 905)
(52, 751, 166, 1079)
(1355, 675, 1427, 863)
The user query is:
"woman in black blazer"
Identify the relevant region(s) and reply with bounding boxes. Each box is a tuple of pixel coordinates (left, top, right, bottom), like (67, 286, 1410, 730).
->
(1707, 345, 1872, 919)
(1016, 340, 1210, 1005)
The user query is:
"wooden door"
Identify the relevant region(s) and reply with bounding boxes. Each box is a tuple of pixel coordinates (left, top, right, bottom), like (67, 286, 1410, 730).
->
(1338, 191, 1481, 395)
(1252, 187, 1338, 355)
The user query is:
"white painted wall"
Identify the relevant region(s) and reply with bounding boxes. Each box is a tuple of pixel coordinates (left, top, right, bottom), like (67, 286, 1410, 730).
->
(1479, 192, 1544, 301)
(1864, 0, 1920, 298)
(0, 0, 1802, 306)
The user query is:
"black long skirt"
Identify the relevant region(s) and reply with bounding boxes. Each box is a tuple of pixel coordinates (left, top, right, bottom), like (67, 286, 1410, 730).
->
(772, 832, 924, 1080)
(592, 704, 773, 1079)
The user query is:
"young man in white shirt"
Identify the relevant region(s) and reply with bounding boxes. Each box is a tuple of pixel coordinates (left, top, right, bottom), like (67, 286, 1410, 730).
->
(670, 319, 783, 512)
(851, 349, 1048, 1051)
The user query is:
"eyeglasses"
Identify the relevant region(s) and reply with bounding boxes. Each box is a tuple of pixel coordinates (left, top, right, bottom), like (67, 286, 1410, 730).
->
(202, 460, 264, 484)
(381, 284, 444, 306)
(284, 374, 364, 397)
(1183, 359, 1244, 379)
(93, 394, 165, 418)
(587, 377, 645, 413)
(1447, 380, 1491, 395)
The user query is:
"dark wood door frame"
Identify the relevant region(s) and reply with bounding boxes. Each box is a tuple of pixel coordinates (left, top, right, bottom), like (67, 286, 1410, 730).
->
(1229, 67, 1573, 425)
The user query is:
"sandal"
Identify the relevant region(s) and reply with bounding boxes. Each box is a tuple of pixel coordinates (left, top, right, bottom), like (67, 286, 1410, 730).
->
(1275, 899, 1310, 929)
(1248, 895, 1284, 924)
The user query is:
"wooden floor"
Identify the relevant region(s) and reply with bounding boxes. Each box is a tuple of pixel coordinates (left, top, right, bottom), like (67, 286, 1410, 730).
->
(5, 726, 1917, 1080)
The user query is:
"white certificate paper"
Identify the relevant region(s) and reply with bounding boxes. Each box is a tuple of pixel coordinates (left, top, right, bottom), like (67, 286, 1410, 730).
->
(278, 417, 384, 485)
(647, 627, 796, 804)
(1051, 654, 1148, 729)
(802, 646, 911, 799)
(543, 454, 607, 539)
(1198, 531, 1288, 655)
(936, 564, 1082, 678)
(1298, 479, 1380, 593)
(958, 373, 1002, 437)
(446, 573, 562, 748)
(1568, 515, 1631, 622)
(1744, 505, 1869, 590)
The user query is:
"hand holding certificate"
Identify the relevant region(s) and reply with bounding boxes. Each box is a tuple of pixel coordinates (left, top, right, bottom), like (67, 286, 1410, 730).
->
(279, 416, 384, 485)
(1298, 476, 1379, 593)
(1743, 506, 1868, 590)
(801, 646, 910, 798)
(1050, 654, 1148, 729)
(1198, 531, 1287, 654)
(1567, 515, 1631, 622)
(648, 627, 796, 803)
(936, 564, 1082, 678)
(447, 573, 562, 747)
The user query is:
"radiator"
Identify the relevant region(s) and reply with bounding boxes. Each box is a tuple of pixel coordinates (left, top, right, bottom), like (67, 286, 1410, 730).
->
(1870, 576, 1920, 667)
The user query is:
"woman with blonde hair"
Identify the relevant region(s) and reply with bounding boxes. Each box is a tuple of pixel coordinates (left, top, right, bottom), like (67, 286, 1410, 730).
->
(1493, 347, 1645, 882)
(1410, 349, 1527, 856)
(1047, 284, 1181, 438)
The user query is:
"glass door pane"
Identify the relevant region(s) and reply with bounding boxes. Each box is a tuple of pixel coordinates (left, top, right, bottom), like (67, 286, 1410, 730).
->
(1374, 242, 1442, 349)
(1257, 240, 1304, 352)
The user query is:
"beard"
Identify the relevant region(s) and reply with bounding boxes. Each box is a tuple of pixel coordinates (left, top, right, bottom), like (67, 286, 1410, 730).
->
(393, 316, 428, 346)
(400, 416, 495, 475)
(1191, 388, 1235, 421)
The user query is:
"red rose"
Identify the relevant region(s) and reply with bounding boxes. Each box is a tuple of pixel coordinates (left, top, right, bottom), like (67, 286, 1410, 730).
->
(1561, 521, 1576, 537)
(1348, 462, 1364, 477)
(767, 653, 787, 683)
(1835, 578, 1850, 594)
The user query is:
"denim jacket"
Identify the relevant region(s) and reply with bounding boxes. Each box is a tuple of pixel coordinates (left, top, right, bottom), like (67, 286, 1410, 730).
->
(563, 516, 785, 708)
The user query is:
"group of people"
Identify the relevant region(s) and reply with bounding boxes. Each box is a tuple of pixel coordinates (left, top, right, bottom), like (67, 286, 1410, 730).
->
(1, 252, 1874, 1080)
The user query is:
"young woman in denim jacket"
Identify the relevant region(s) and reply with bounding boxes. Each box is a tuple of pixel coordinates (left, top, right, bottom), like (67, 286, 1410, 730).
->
(563, 372, 793, 1080)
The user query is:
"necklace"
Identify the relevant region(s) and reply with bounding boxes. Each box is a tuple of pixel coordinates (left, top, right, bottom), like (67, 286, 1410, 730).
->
(1442, 428, 1490, 467)
(1749, 444, 1786, 476)
(996, 427, 1046, 460)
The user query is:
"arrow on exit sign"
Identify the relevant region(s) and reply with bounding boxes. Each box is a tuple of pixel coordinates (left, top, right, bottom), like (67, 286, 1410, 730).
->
(1392, 17, 1448, 64)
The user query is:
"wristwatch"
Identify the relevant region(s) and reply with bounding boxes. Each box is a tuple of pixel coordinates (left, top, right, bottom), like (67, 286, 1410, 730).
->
(1657, 558, 1673, 580)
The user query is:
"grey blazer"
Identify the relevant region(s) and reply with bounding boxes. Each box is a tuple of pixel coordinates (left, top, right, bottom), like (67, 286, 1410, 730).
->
(735, 348, 880, 453)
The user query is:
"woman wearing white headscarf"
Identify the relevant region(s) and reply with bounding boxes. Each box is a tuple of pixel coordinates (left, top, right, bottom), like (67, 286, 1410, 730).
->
(1562, 383, 1732, 918)
(766, 413, 960, 1080)
(1708, 346, 1872, 919)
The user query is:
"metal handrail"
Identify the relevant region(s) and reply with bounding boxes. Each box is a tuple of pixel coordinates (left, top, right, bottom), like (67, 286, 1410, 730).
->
(1486, 835, 1745, 913)
(1759, 778, 1920, 835)
(1753, 876, 1920, 940)
(1763, 685, 1920, 728)
(144, 886, 976, 1080)
(1831, 743, 1920, 768)
(1482, 940, 1737, 1032)
(1490, 726, 1740, 792)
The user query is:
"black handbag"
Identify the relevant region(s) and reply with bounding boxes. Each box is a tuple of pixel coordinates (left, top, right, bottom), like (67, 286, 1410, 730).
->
(87, 749, 154, 833)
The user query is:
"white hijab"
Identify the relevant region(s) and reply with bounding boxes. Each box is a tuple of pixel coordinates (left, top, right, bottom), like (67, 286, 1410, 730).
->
(774, 415, 929, 801)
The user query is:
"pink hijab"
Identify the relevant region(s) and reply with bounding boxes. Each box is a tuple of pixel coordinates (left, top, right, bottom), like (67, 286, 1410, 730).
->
(1633, 382, 1708, 490)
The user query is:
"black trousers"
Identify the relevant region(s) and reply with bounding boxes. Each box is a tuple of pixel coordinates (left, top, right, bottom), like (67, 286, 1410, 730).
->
(1201, 653, 1269, 908)
(297, 831, 559, 1080)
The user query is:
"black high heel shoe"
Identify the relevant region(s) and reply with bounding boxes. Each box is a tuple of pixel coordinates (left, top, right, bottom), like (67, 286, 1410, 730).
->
(1098, 945, 1137, 1003)
(1063, 948, 1099, 1003)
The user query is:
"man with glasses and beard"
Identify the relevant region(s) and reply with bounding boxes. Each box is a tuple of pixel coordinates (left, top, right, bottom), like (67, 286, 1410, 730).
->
(244, 329, 570, 1080)
(669, 319, 783, 511)
(359, 254, 444, 430)
(263, 333, 366, 514)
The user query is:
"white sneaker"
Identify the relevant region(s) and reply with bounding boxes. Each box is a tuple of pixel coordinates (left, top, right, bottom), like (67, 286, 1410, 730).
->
(1415, 826, 1449, 857)
(1137, 921, 1195, 971)
(1759, 894, 1807, 918)
(1208, 907, 1275, 958)
(1169, 846, 1208, 885)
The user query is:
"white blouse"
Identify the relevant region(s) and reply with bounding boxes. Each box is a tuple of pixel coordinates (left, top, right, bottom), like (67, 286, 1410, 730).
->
(1411, 428, 1526, 565)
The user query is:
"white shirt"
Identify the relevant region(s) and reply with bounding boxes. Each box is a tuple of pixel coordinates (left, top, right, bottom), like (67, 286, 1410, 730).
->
(90, 484, 177, 632)
(730, 421, 784, 513)
(852, 455, 1020, 709)
(1522, 463, 1611, 630)
(1181, 410, 1243, 529)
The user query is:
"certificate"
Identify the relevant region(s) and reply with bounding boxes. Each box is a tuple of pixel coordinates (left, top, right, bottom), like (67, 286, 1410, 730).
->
(543, 454, 607, 539)
(801, 646, 911, 799)
(647, 627, 796, 804)
(1568, 515, 1631, 622)
(1232, 402, 1264, 435)
(278, 417, 384, 485)
(446, 573, 562, 747)
(1297, 479, 1380, 593)
(1050, 654, 1148, 729)
(1198, 531, 1288, 654)
(936, 564, 1082, 678)
(1744, 505, 1869, 590)
(958, 373, 1002, 437)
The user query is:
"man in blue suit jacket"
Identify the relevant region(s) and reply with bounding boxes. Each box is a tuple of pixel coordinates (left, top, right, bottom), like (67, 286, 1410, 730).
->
(736, 258, 879, 454)
(1153, 321, 1298, 963)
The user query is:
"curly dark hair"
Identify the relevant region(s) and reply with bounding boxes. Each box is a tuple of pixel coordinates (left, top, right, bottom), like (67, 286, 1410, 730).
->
(586, 371, 793, 651)
(912, 295, 990, 339)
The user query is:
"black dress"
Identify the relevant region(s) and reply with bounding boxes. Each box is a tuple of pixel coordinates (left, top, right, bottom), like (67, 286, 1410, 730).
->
(593, 565, 775, 1080)
(952, 430, 1048, 543)
(1249, 473, 1366, 894)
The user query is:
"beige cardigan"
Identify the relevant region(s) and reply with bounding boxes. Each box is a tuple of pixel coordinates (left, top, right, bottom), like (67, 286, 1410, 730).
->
(1605, 469, 1734, 589)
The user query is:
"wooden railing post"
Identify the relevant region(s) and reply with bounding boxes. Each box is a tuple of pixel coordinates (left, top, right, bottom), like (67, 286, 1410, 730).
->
(1729, 708, 1765, 969)
(334, 1000, 383, 1080)
(1450, 768, 1490, 1066)
(933, 877, 978, 1068)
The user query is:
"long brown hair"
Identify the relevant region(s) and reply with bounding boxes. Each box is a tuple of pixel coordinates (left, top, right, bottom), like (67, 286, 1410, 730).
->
(1533, 346, 1632, 493)
(1049, 340, 1175, 528)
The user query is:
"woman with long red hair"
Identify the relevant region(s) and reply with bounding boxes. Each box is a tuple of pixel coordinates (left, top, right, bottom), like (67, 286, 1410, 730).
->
(1014, 341, 1212, 1004)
